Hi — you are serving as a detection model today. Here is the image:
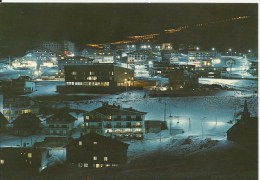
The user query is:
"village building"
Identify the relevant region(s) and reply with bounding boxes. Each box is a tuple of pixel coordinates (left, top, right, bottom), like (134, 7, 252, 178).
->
(12, 113, 41, 136)
(0, 147, 49, 173)
(45, 112, 76, 137)
(66, 133, 129, 168)
(84, 103, 147, 139)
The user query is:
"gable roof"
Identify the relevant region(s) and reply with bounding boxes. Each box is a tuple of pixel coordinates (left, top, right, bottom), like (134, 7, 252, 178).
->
(46, 112, 77, 123)
(88, 104, 147, 116)
(12, 113, 41, 127)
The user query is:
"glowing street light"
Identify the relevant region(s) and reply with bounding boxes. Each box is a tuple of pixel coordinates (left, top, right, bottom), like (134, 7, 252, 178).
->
(248, 49, 251, 53)
(196, 47, 200, 51)
(211, 47, 215, 51)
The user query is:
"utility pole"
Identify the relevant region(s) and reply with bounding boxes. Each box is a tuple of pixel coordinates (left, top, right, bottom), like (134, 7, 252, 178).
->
(188, 118, 191, 131)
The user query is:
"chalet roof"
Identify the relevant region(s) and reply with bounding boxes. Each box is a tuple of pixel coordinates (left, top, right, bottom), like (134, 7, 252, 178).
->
(12, 113, 41, 127)
(66, 133, 129, 148)
(46, 112, 77, 123)
(0, 112, 8, 125)
(0, 147, 48, 155)
(88, 104, 147, 116)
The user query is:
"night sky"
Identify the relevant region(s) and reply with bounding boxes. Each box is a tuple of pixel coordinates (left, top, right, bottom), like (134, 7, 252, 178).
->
(0, 3, 258, 58)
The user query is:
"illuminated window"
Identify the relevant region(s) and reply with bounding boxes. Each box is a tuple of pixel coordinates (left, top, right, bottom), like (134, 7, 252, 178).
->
(0, 159, 4, 164)
(104, 157, 108, 161)
(93, 156, 97, 160)
(84, 163, 88, 167)
(107, 116, 112, 120)
(28, 153, 32, 158)
(71, 71, 77, 75)
(79, 141, 82, 146)
(85, 116, 89, 120)
(93, 141, 98, 145)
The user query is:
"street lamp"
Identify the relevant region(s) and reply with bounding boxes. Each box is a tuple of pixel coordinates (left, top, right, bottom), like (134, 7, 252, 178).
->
(201, 117, 206, 138)
(196, 47, 200, 51)
(248, 49, 251, 53)
(229, 48, 232, 56)
(211, 47, 215, 51)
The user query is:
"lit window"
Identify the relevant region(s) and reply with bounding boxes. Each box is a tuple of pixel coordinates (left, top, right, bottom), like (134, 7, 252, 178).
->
(79, 141, 82, 146)
(28, 153, 32, 158)
(93, 156, 97, 160)
(93, 141, 98, 145)
(104, 157, 108, 161)
(84, 163, 88, 167)
(107, 116, 112, 120)
(85, 116, 89, 120)
(0, 159, 4, 164)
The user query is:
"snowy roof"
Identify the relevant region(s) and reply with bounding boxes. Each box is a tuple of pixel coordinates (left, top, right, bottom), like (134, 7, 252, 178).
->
(12, 113, 41, 127)
(88, 104, 147, 116)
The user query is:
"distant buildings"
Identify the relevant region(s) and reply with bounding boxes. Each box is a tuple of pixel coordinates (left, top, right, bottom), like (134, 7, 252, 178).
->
(66, 133, 129, 168)
(92, 50, 115, 63)
(168, 69, 199, 90)
(84, 103, 147, 139)
(0, 147, 49, 173)
(45, 112, 76, 137)
(57, 56, 93, 78)
(3, 96, 39, 121)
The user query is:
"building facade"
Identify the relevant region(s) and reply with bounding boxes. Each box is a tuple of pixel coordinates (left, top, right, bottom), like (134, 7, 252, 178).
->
(45, 113, 76, 137)
(66, 133, 129, 168)
(84, 103, 146, 139)
(64, 63, 134, 87)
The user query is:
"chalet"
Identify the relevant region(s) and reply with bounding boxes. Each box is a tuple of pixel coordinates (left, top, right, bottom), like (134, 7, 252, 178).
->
(84, 103, 147, 140)
(12, 113, 41, 136)
(227, 101, 258, 144)
(66, 133, 129, 168)
(0, 112, 8, 132)
(45, 112, 76, 137)
(0, 147, 49, 173)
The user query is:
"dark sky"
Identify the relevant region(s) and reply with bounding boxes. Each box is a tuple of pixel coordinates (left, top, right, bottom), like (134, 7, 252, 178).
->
(0, 3, 258, 58)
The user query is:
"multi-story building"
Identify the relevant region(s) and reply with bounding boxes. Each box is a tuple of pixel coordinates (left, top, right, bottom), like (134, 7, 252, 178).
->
(188, 51, 219, 67)
(64, 63, 134, 87)
(63, 41, 75, 56)
(66, 133, 129, 168)
(151, 61, 196, 77)
(45, 112, 76, 137)
(84, 103, 147, 139)
(92, 50, 115, 63)
(57, 56, 93, 78)
(42, 41, 62, 54)
(127, 50, 156, 65)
